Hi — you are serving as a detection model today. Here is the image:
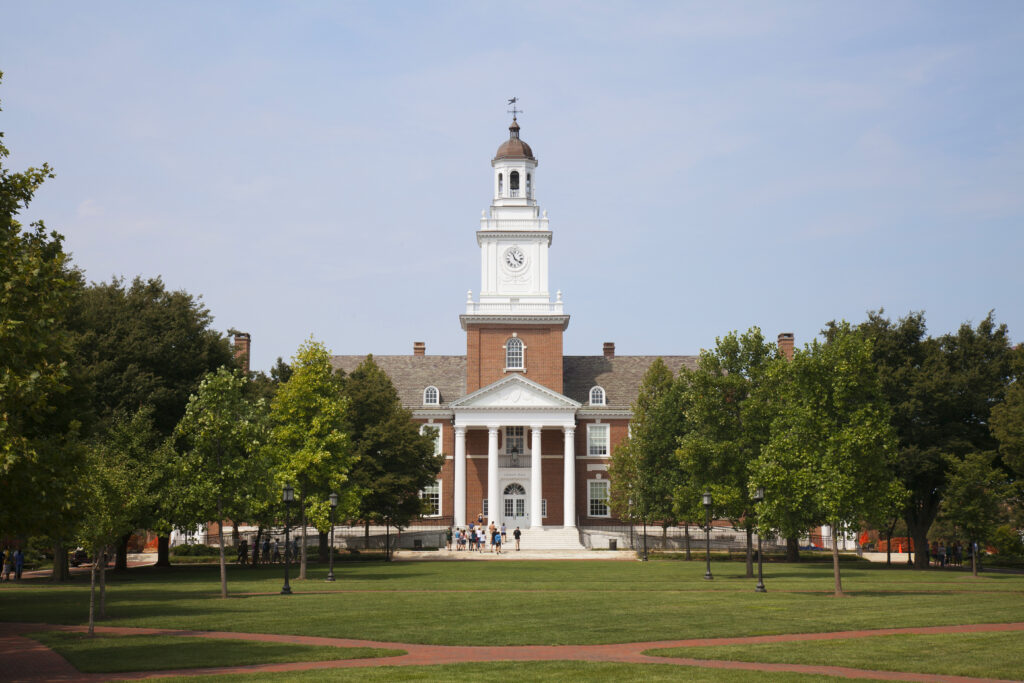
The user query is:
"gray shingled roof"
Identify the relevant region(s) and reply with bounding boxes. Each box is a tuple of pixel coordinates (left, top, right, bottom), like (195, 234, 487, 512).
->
(332, 353, 698, 412)
(331, 355, 466, 408)
(563, 356, 698, 408)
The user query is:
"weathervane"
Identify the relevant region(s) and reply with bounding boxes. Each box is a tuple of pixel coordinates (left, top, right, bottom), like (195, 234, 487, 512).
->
(507, 96, 522, 120)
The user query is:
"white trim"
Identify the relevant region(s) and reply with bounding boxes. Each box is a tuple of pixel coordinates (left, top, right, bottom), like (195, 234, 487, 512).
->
(420, 479, 442, 517)
(423, 386, 440, 406)
(589, 386, 606, 406)
(504, 336, 525, 371)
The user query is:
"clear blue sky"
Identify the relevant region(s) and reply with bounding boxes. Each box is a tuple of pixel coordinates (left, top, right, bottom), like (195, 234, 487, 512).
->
(3, 2, 1022, 371)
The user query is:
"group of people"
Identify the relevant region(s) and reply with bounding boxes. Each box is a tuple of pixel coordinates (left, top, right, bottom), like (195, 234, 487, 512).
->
(235, 536, 300, 565)
(0, 548, 25, 581)
(445, 515, 522, 553)
(930, 540, 967, 567)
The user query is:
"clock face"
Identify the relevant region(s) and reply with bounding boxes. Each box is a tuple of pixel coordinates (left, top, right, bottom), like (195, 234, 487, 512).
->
(504, 246, 527, 270)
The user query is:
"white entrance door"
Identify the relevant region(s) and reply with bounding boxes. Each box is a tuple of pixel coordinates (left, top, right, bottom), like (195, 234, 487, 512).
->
(503, 483, 528, 527)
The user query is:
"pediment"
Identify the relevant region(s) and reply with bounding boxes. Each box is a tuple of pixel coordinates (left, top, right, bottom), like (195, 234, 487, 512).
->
(452, 375, 580, 410)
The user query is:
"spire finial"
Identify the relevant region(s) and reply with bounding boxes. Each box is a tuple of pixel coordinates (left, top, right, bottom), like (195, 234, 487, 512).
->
(506, 96, 522, 122)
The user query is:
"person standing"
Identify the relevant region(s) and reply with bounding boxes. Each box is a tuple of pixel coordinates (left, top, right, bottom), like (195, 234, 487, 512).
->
(493, 528, 502, 554)
(14, 549, 24, 581)
(445, 527, 453, 551)
(501, 523, 507, 545)
(514, 526, 521, 551)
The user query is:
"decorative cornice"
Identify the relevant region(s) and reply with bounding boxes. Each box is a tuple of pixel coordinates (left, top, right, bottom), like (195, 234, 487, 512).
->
(477, 230, 552, 246)
(460, 314, 570, 330)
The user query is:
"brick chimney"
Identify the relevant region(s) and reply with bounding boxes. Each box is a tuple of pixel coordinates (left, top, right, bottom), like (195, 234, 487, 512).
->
(413, 341, 426, 356)
(777, 332, 794, 361)
(233, 332, 251, 374)
(603, 342, 615, 359)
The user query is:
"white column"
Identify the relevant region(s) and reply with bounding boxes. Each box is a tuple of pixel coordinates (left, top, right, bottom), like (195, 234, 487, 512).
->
(487, 425, 500, 525)
(530, 425, 543, 528)
(563, 426, 576, 527)
(454, 425, 467, 528)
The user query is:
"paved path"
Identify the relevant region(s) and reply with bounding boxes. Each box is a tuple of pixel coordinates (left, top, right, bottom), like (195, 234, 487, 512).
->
(3, 621, 1022, 682)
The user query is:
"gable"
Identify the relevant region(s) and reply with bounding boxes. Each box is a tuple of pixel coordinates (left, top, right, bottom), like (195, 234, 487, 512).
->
(452, 374, 580, 410)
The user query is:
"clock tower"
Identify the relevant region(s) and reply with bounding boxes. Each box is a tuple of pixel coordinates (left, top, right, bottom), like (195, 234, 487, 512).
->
(461, 117, 569, 393)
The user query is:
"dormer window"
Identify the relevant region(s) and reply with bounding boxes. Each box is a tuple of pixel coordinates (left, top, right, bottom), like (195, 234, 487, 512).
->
(423, 386, 439, 405)
(590, 386, 606, 406)
(505, 337, 524, 370)
(509, 171, 520, 197)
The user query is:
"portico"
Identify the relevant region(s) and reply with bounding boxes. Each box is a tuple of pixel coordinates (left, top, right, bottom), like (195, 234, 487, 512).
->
(451, 375, 580, 529)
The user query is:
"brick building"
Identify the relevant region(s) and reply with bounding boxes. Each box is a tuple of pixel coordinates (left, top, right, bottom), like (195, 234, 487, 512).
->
(332, 118, 699, 546)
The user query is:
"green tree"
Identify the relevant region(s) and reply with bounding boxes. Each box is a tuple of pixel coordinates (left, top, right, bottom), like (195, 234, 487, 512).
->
(991, 381, 1024, 479)
(755, 323, 902, 595)
(1, 73, 84, 569)
(609, 359, 690, 553)
(267, 339, 354, 579)
(938, 452, 1011, 576)
(853, 311, 1017, 568)
(341, 356, 442, 560)
(677, 329, 778, 577)
(67, 276, 235, 567)
(173, 367, 269, 596)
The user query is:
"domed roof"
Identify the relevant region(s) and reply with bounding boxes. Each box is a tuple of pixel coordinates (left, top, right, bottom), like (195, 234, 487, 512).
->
(493, 119, 535, 161)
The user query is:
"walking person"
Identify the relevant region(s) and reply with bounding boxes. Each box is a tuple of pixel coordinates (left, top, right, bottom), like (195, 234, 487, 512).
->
(445, 527, 453, 551)
(493, 528, 502, 555)
(1, 550, 12, 582)
(501, 523, 507, 545)
(514, 526, 521, 551)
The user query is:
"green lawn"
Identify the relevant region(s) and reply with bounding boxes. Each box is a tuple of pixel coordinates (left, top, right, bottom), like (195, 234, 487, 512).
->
(2, 559, 1022, 648)
(27, 631, 403, 673)
(645, 630, 1024, 680)
(158, 661, 862, 682)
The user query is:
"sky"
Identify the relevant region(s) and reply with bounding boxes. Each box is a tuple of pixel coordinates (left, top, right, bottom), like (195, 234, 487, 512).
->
(3, 2, 1022, 372)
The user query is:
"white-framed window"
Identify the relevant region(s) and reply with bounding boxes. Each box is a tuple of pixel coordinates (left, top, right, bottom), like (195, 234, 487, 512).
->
(588, 479, 610, 517)
(423, 386, 439, 405)
(587, 423, 610, 457)
(505, 337, 524, 370)
(504, 426, 526, 455)
(420, 480, 441, 517)
(589, 386, 606, 406)
(420, 423, 442, 455)
(482, 499, 488, 517)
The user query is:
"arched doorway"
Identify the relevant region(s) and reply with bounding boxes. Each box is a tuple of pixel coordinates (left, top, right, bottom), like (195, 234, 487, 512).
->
(503, 483, 528, 526)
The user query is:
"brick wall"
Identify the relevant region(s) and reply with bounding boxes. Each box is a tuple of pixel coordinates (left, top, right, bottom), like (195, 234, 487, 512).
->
(465, 323, 564, 393)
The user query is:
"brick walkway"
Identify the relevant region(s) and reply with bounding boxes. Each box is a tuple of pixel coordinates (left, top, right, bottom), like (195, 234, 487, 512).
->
(2, 621, 1022, 682)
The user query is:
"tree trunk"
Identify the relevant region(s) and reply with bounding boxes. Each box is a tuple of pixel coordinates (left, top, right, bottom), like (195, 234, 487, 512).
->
(88, 559, 97, 637)
(684, 522, 692, 560)
(971, 540, 979, 577)
(252, 527, 262, 567)
(99, 549, 107, 619)
(364, 519, 370, 545)
(385, 522, 391, 562)
(156, 536, 171, 567)
(786, 536, 800, 562)
(52, 542, 70, 582)
(906, 517, 933, 569)
(217, 504, 228, 598)
(318, 531, 329, 563)
(745, 526, 754, 579)
(832, 525, 843, 596)
(114, 533, 130, 571)
(298, 503, 308, 580)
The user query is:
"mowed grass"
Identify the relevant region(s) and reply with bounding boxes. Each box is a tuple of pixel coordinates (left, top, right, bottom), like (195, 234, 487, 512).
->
(158, 661, 861, 682)
(27, 631, 403, 673)
(2, 559, 1022, 646)
(645, 630, 1024, 680)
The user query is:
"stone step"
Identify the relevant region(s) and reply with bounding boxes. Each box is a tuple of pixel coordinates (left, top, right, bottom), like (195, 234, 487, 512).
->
(510, 527, 585, 550)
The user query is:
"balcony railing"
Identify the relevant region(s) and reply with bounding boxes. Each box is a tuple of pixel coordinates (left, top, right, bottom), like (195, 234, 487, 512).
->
(499, 454, 532, 468)
(465, 301, 564, 315)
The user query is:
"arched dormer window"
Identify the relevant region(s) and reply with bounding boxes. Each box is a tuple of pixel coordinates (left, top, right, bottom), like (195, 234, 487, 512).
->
(590, 386, 606, 406)
(423, 386, 439, 405)
(505, 337, 524, 370)
(509, 171, 520, 197)
(498, 173, 503, 195)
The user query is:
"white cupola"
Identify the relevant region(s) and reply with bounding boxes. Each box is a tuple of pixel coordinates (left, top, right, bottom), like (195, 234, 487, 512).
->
(462, 116, 565, 327)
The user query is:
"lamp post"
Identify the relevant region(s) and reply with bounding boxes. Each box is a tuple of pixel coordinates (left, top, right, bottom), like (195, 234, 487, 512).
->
(753, 486, 766, 593)
(281, 484, 294, 595)
(703, 490, 713, 581)
(326, 492, 338, 582)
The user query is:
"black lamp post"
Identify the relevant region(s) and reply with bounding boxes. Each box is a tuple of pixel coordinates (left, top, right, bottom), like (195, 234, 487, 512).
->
(326, 492, 338, 582)
(703, 490, 713, 581)
(281, 484, 294, 595)
(509, 444, 520, 468)
(753, 486, 766, 593)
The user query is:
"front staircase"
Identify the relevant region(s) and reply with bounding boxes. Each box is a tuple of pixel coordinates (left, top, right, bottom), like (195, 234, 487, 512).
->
(514, 526, 585, 550)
